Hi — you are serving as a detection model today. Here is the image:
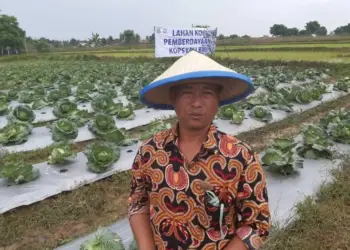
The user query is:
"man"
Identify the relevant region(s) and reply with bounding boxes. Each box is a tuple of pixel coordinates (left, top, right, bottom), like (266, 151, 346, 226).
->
(128, 51, 270, 250)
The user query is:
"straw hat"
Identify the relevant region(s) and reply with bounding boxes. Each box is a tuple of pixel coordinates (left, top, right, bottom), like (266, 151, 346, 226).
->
(139, 51, 254, 110)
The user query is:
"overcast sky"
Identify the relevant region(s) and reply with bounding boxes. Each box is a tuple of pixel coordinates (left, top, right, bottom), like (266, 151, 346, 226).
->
(0, 0, 349, 40)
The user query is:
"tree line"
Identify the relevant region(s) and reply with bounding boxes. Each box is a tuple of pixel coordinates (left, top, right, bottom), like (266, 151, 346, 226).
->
(1, 10, 350, 55)
(269, 21, 350, 37)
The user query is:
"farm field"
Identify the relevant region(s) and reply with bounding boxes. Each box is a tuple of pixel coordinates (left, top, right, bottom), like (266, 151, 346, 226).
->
(0, 55, 349, 250)
(90, 51, 350, 63)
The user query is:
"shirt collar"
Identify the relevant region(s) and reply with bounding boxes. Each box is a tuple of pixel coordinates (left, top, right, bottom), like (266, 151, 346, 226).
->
(164, 122, 219, 153)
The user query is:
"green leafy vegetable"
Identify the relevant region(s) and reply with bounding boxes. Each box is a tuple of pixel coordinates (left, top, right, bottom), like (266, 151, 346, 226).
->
(7, 105, 35, 124)
(88, 113, 125, 144)
(51, 119, 78, 142)
(48, 142, 77, 164)
(249, 106, 273, 122)
(296, 124, 333, 159)
(0, 160, 40, 185)
(92, 94, 121, 115)
(84, 142, 120, 173)
(0, 123, 32, 145)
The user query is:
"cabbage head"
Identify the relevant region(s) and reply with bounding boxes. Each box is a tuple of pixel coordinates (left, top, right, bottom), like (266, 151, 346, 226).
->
(116, 104, 135, 120)
(0, 160, 40, 185)
(7, 105, 35, 124)
(88, 113, 125, 144)
(80, 228, 125, 250)
(84, 141, 120, 173)
(6, 89, 18, 101)
(51, 119, 78, 142)
(53, 99, 78, 118)
(48, 142, 77, 165)
(92, 94, 121, 115)
(249, 106, 273, 123)
(0, 122, 32, 145)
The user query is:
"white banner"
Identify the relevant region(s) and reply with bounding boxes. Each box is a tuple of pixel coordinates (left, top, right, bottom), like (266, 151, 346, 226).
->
(154, 26, 217, 58)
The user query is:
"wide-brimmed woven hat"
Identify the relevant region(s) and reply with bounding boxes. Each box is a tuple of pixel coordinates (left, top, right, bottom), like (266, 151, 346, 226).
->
(139, 51, 254, 110)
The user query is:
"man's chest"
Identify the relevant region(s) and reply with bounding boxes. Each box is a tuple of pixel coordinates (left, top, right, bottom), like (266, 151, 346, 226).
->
(143, 148, 244, 209)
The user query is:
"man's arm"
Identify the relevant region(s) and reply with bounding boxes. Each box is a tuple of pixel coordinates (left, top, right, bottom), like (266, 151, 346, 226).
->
(226, 149, 271, 250)
(128, 149, 155, 250)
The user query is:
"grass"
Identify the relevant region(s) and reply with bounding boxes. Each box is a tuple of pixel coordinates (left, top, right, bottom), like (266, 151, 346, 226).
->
(1, 93, 349, 250)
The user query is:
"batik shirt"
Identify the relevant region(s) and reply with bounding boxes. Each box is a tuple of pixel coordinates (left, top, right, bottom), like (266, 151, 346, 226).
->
(128, 124, 270, 250)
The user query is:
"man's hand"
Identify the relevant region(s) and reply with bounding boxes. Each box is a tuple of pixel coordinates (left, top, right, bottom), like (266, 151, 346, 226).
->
(223, 236, 248, 250)
(129, 213, 155, 250)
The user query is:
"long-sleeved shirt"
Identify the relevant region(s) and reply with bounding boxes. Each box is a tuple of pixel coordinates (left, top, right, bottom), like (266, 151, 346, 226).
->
(128, 123, 270, 250)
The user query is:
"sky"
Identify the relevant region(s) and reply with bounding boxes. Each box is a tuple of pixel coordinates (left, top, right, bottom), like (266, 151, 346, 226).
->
(0, 0, 349, 41)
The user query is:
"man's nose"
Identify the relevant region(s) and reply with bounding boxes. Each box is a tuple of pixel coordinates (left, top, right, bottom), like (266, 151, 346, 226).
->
(190, 93, 203, 107)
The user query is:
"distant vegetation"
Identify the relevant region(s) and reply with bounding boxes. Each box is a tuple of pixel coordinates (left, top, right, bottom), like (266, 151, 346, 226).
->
(1, 10, 350, 56)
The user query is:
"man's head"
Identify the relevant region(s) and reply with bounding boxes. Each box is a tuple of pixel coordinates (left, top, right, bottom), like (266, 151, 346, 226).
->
(169, 82, 222, 131)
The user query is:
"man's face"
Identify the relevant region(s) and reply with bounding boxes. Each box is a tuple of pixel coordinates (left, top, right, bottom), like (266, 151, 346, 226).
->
(170, 82, 221, 131)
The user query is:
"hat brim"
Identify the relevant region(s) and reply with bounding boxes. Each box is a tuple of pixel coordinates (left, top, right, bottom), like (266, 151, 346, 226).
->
(140, 70, 255, 110)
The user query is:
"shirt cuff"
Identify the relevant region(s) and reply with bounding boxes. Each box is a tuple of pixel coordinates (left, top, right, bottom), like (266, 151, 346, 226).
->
(236, 226, 263, 250)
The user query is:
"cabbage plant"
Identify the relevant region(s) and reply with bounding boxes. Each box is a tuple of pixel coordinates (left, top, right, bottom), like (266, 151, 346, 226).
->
(47, 89, 63, 103)
(116, 104, 135, 120)
(249, 106, 273, 122)
(327, 120, 350, 144)
(80, 228, 125, 250)
(320, 108, 350, 128)
(334, 78, 350, 92)
(6, 89, 18, 101)
(0, 98, 8, 115)
(0, 122, 32, 145)
(217, 103, 245, 124)
(48, 142, 77, 165)
(92, 94, 121, 115)
(0, 160, 40, 185)
(261, 137, 302, 175)
(267, 92, 293, 113)
(75, 86, 92, 102)
(53, 99, 78, 118)
(7, 105, 35, 124)
(88, 113, 125, 144)
(84, 141, 121, 173)
(296, 124, 333, 159)
(31, 99, 49, 110)
(51, 119, 78, 142)
(18, 90, 37, 104)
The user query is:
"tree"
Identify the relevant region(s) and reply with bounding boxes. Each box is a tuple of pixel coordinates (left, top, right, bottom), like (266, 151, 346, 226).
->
(119, 30, 141, 44)
(299, 29, 311, 36)
(217, 34, 225, 40)
(285, 28, 299, 36)
(305, 21, 321, 35)
(101, 38, 107, 46)
(69, 38, 79, 46)
(316, 26, 327, 36)
(89, 33, 101, 47)
(229, 34, 239, 39)
(333, 23, 350, 35)
(108, 36, 114, 44)
(0, 13, 27, 55)
(32, 38, 50, 53)
(270, 24, 288, 36)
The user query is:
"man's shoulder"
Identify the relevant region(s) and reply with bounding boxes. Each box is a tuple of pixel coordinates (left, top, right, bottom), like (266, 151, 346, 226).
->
(216, 129, 254, 152)
(139, 127, 173, 149)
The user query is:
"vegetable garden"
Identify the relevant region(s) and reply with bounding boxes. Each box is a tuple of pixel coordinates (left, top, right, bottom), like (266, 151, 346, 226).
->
(0, 59, 350, 250)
